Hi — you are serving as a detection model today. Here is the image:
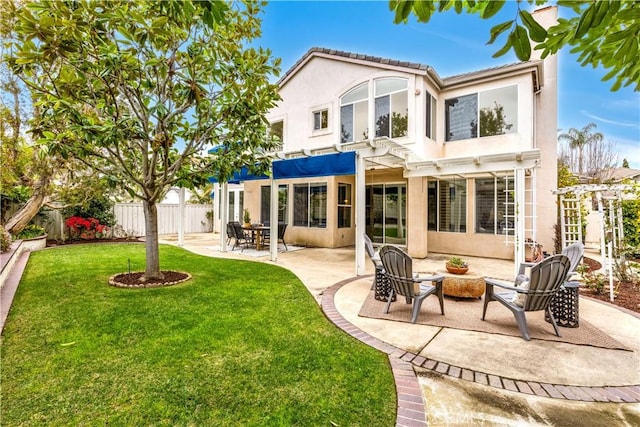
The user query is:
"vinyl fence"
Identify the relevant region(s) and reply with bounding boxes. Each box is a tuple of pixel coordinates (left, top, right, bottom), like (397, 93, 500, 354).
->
(40, 203, 213, 240)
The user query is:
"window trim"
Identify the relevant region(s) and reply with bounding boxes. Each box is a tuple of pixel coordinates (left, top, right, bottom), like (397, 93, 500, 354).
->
(339, 77, 409, 144)
(293, 182, 327, 228)
(427, 178, 467, 233)
(268, 117, 285, 150)
(444, 85, 518, 142)
(337, 182, 352, 228)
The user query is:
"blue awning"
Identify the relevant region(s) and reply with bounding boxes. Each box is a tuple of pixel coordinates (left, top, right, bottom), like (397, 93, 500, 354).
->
(273, 151, 355, 179)
(208, 166, 270, 184)
(208, 151, 356, 183)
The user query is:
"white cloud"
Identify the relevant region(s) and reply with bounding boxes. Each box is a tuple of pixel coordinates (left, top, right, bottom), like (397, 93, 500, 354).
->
(580, 110, 640, 128)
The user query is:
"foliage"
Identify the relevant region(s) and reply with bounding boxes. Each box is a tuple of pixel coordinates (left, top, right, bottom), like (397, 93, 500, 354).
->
(557, 159, 579, 188)
(1, 244, 396, 425)
(581, 269, 608, 295)
(65, 216, 110, 240)
(558, 123, 617, 181)
(4, 0, 281, 279)
(389, 0, 640, 91)
(622, 158, 630, 168)
(14, 223, 45, 239)
(1, 43, 108, 234)
(243, 208, 251, 224)
(61, 196, 116, 227)
(0, 225, 12, 252)
(447, 256, 468, 268)
(621, 198, 640, 261)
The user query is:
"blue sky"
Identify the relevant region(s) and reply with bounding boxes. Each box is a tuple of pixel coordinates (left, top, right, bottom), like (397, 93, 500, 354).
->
(255, 1, 640, 168)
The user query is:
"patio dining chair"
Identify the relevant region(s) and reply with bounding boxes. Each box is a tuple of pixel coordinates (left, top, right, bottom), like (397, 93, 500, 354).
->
(263, 223, 288, 251)
(482, 254, 571, 341)
(230, 221, 251, 251)
(379, 245, 445, 324)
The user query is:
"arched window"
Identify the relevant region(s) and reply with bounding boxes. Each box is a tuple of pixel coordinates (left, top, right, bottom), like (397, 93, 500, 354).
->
(340, 82, 368, 143)
(374, 78, 408, 138)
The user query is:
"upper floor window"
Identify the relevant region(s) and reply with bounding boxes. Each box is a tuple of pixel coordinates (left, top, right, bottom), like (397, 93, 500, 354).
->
(313, 109, 328, 131)
(340, 82, 368, 143)
(269, 120, 284, 150)
(425, 92, 436, 139)
(375, 78, 408, 138)
(340, 78, 409, 143)
(445, 85, 517, 142)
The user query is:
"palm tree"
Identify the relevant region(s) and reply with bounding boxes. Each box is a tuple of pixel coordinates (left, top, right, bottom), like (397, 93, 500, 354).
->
(558, 123, 603, 175)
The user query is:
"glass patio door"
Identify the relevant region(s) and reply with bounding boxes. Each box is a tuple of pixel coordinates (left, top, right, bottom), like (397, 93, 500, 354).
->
(227, 189, 244, 222)
(366, 183, 406, 245)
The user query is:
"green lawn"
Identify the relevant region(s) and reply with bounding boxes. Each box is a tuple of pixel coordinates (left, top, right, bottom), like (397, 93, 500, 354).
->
(1, 244, 396, 426)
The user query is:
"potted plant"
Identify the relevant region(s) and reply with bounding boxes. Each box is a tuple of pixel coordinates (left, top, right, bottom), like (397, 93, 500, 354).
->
(243, 209, 251, 227)
(446, 256, 469, 274)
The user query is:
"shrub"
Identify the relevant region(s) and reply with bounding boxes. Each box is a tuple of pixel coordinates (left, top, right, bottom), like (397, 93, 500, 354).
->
(61, 197, 116, 227)
(0, 226, 12, 252)
(15, 224, 46, 240)
(622, 199, 640, 256)
(65, 216, 110, 240)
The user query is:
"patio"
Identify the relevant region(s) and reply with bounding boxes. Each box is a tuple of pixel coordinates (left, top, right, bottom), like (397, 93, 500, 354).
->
(162, 232, 640, 425)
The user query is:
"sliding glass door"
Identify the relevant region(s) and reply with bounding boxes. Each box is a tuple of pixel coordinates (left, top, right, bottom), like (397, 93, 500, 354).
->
(366, 183, 406, 245)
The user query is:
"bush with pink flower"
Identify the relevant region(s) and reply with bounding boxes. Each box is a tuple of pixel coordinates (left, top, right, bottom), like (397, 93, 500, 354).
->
(65, 216, 110, 240)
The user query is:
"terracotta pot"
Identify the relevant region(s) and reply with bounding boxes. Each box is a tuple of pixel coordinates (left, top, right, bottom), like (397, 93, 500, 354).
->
(446, 264, 468, 275)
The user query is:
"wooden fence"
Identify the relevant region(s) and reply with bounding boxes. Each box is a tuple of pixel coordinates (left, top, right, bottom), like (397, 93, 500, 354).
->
(40, 203, 213, 239)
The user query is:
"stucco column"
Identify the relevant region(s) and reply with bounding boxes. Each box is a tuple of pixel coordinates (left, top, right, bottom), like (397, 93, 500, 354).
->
(270, 177, 278, 261)
(532, 6, 559, 252)
(407, 176, 428, 258)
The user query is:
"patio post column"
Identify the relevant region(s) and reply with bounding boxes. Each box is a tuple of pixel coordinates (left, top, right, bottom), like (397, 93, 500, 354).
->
(178, 187, 185, 246)
(514, 168, 526, 276)
(270, 176, 278, 261)
(212, 183, 219, 235)
(220, 182, 229, 252)
(355, 152, 366, 276)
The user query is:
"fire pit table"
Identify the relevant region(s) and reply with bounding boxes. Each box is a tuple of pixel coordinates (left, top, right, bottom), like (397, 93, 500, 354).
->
(435, 269, 485, 299)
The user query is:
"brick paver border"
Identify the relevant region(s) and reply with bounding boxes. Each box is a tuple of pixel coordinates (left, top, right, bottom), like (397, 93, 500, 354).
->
(321, 277, 640, 426)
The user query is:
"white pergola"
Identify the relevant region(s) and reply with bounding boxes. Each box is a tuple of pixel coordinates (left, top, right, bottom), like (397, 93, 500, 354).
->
(207, 138, 542, 277)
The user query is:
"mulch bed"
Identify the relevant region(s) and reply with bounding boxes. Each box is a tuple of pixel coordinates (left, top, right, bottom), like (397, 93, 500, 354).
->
(579, 256, 640, 314)
(109, 271, 191, 288)
(47, 238, 142, 247)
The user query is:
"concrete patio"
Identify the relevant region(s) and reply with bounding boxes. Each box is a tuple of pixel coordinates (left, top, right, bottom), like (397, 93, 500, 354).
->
(160, 232, 640, 426)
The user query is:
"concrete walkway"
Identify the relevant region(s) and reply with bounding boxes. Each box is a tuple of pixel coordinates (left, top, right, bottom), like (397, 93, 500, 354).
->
(160, 233, 640, 426)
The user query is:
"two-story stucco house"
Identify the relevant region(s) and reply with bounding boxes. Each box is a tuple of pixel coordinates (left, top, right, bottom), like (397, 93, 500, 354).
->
(216, 7, 559, 275)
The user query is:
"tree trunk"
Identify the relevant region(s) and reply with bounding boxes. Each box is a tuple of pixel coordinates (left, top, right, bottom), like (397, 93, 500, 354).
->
(4, 180, 49, 235)
(142, 199, 164, 281)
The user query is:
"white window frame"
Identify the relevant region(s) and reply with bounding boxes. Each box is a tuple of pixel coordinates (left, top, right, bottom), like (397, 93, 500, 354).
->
(309, 103, 332, 137)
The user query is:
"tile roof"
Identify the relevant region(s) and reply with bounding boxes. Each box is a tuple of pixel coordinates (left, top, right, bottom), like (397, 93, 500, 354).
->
(277, 47, 539, 88)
